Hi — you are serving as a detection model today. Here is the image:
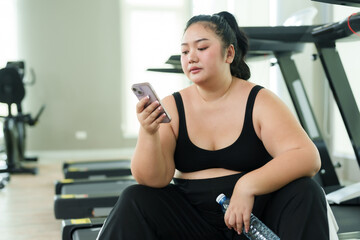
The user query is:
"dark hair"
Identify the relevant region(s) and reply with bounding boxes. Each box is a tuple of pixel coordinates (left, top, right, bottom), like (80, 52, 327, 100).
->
(184, 11, 250, 80)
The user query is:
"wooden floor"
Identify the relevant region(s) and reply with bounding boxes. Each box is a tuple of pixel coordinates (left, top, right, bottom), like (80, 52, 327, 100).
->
(0, 160, 63, 240)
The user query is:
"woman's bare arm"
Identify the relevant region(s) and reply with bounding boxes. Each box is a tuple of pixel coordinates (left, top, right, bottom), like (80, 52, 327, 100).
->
(225, 88, 321, 234)
(237, 88, 321, 195)
(131, 95, 178, 188)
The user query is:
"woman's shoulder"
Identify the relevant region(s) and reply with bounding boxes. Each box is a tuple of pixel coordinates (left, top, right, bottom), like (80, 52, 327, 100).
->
(161, 85, 192, 106)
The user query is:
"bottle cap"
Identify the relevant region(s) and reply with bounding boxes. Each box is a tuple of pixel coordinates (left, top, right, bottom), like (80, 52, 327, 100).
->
(216, 193, 226, 204)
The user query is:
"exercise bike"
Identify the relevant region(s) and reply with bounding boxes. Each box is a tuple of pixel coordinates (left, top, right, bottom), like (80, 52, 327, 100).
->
(0, 62, 45, 175)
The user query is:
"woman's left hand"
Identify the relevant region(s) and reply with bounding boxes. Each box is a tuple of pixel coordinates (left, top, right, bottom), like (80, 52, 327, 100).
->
(224, 184, 255, 235)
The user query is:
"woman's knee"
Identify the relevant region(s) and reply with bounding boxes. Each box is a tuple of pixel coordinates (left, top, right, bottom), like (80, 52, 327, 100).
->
(290, 177, 324, 197)
(120, 184, 148, 201)
(118, 184, 173, 210)
(278, 177, 326, 208)
(118, 184, 157, 208)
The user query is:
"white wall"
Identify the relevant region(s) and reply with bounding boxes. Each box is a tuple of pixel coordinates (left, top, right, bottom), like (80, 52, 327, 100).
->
(15, 0, 275, 155)
(16, 0, 136, 152)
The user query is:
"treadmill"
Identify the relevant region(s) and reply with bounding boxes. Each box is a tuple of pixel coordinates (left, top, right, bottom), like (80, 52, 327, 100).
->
(242, 26, 341, 188)
(62, 217, 105, 240)
(0, 172, 10, 189)
(54, 176, 136, 219)
(63, 159, 132, 179)
(312, 12, 360, 236)
(0, 159, 10, 189)
(244, 15, 360, 235)
(312, 0, 360, 7)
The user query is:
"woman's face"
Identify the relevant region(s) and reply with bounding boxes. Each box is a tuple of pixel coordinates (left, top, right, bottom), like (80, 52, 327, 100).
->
(181, 22, 228, 84)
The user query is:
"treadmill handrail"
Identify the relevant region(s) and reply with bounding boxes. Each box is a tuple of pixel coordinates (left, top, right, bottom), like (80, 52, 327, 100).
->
(312, 12, 360, 41)
(312, 0, 360, 8)
(241, 25, 320, 43)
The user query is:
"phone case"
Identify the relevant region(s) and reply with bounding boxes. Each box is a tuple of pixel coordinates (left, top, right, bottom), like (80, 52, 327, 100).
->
(131, 82, 171, 123)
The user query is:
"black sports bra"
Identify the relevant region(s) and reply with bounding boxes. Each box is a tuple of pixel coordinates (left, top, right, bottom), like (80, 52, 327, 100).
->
(173, 85, 272, 173)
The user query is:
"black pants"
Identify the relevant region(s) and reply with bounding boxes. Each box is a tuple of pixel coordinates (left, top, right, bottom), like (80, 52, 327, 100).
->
(96, 174, 329, 240)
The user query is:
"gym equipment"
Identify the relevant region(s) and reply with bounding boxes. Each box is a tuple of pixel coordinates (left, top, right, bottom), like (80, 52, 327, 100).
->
(54, 192, 120, 219)
(312, 0, 360, 7)
(242, 25, 340, 188)
(233, 23, 360, 234)
(311, 14, 360, 236)
(55, 175, 135, 195)
(219, 14, 360, 233)
(0, 156, 10, 189)
(0, 62, 45, 175)
(62, 159, 132, 179)
(312, 13, 360, 166)
(54, 176, 136, 219)
(62, 217, 105, 240)
(0, 171, 10, 189)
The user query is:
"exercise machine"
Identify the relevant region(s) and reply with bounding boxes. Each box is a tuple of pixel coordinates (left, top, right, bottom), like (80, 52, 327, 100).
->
(312, 12, 360, 237)
(62, 159, 132, 179)
(0, 172, 10, 189)
(0, 62, 45, 175)
(62, 217, 105, 240)
(312, 12, 360, 167)
(0, 152, 10, 189)
(54, 176, 136, 219)
(312, 0, 360, 7)
(55, 176, 135, 239)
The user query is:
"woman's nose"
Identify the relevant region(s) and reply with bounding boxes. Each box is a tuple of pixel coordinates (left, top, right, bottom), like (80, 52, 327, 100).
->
(188, 50, 198, 63)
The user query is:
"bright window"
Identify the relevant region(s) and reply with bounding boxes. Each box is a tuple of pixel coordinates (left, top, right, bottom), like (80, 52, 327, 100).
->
(120, 0, 189, 137)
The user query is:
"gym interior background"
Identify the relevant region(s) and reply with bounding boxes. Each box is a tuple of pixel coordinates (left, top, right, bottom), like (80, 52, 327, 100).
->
(0, 0, 359, 239)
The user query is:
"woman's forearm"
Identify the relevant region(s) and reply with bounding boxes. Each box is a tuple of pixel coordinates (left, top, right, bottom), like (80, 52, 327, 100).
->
(131, 127, 175, 188)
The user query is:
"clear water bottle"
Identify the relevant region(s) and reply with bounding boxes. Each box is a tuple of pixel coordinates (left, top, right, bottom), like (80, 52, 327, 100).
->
(216, 193, 280, 240)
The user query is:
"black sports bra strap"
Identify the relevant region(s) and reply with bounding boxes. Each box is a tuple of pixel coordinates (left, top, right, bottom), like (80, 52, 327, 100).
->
(244, 85, 264, 125)
(172, 92, 186, 131)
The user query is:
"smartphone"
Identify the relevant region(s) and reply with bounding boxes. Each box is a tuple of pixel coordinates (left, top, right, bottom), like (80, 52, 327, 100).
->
(131, 82, 171, 123)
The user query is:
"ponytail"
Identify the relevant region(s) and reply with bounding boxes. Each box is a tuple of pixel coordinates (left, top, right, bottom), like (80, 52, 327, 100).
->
(216, 12, 250, 80)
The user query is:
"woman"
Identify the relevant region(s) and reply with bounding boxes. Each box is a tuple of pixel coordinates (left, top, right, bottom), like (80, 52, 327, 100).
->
(97, 11, 328, 240)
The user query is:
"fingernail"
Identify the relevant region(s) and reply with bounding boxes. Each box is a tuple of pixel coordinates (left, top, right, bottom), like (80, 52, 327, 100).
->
(237, 231, 241, 235)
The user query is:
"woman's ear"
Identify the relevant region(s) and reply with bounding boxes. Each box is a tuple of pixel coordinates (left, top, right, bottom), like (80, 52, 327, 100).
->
(225, 44, 235, 64)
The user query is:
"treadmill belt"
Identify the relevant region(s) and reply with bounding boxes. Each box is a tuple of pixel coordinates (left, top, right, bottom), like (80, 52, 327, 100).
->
(68, 160, 130, 170)
(331, 205, 360, 233)
(61, 180, 136, 195)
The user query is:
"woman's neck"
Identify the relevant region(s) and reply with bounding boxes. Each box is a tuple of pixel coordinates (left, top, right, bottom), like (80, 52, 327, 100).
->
(195, 74, 234, 103)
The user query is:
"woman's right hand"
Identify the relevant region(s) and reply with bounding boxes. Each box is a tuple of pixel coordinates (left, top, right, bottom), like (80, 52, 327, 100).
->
(136, 96, 167, 135)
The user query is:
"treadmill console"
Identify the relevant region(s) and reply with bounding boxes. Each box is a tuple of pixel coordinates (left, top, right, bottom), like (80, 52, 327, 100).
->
(312, 0, 360, 7)
(312, 12, 360, 41)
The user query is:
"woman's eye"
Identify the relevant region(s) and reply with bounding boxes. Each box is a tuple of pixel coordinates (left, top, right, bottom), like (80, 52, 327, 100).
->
(198, 47, 208, 51)
(182, 50, 189, 55)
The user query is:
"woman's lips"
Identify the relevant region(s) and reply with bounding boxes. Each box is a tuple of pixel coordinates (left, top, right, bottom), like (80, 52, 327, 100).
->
(189, 67, 201, 74)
